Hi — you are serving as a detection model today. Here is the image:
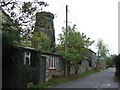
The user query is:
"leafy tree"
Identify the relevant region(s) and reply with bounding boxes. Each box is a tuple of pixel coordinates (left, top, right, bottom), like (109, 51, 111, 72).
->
(31, 32, 51, 52)
(97, 39, 109, 59)
(1, 0, 48, 29)
(57, 24, 94, 74)
(114, 54, 120, 77)
(1, 0, 48, 46)
(2, 10, 21, 47)
(106, 54, 116, 67)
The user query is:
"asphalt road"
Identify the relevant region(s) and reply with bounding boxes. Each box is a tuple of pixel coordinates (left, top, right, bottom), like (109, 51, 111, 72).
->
(54, 68, 120, 89)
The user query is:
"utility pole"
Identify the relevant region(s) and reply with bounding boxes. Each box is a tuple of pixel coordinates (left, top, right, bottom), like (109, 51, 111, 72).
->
(65, 5, 68, 53)
(65, 5, 68, 76)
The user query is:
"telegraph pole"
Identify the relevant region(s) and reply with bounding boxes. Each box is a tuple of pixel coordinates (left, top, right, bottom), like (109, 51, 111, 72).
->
(65, 5, 68, 76)
(65, 5, 68, 53)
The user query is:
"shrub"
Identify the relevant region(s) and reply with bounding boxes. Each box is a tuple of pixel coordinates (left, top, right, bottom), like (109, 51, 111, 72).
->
(10, 64, 39, 88)
(114, 54, 120, 76)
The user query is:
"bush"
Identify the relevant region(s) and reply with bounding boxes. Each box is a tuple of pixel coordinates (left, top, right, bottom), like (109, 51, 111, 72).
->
(114, 54, 120, 76)
(10, 64, 39, 88)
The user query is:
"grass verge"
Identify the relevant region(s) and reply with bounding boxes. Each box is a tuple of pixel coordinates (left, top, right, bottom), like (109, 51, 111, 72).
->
(30, 68, 107, 88)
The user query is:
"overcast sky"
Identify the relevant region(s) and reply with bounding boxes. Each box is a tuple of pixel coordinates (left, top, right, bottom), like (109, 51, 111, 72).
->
(23, 0, 119, 55)
(40, 0, 119, 55)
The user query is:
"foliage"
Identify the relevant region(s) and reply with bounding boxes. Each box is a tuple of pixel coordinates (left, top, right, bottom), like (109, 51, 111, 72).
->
(31, 32, 51, 52)
(5, 64, 40, 88)
(97, 39, 109, 58)
(106, 54, 116, 67)
(114, 54, 120, 76)
(1, 0, 48, 29)
(57, 24, 94, 65)
(2, 11, 21, 47)
(35, 12, 54, 30)
(20, 38, 31, 47)
(1, 0, 48, 46)
(11, 64, 39, 88)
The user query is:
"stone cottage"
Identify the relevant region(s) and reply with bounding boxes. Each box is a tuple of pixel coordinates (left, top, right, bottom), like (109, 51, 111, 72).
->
(3, 45, 66, 88)
(41, 52, 66, 82)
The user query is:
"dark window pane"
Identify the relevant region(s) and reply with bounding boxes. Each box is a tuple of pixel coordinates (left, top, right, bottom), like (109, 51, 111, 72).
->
(26, 57, 29, 65)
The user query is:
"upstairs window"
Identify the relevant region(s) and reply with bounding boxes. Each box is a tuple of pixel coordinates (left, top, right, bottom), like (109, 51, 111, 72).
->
(24, 51, 31, 65)
(49, 56, 56, 69)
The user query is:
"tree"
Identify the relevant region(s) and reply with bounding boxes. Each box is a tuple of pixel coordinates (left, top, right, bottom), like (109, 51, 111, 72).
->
(106, 54, 116, 67)
(114, 54, 120, 77)
(1, 0, 48, 46)
(1, 0, 48, 29)
(97, 39, 109, 59)
(2, 10, 21, 47)
(57, 25, 94, 74)
(31, 32, 51, 52)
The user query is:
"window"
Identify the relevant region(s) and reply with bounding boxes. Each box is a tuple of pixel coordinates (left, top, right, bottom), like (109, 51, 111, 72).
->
(24, 51, 31, 65)
(49, 56, 56, 69)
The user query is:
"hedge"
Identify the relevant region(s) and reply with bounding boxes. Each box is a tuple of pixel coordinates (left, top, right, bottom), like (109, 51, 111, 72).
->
(114, 54, 120, 77)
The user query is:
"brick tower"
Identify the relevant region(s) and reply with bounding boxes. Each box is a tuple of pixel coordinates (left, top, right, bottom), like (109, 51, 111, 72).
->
(35, 11, 55, 52)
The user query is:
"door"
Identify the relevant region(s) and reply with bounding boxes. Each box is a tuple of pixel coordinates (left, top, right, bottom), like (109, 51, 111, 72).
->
(39, 56, 46, 82)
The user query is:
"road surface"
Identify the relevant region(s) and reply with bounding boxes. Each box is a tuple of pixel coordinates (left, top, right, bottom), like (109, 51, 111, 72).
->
(54, 68, 120, 89)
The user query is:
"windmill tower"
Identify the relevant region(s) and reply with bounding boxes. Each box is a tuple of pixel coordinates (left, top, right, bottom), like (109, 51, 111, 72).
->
(35, 11, 55, 52)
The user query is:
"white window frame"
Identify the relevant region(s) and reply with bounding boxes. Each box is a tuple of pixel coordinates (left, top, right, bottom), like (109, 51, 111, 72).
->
(49, 56, 56, 69)
(24, 51, 31, 65)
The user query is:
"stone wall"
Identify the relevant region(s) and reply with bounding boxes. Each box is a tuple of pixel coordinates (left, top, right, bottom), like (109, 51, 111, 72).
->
(70, 65, 92, 74)
(78, 65, 86, 74)
(96, 60, 106, 69)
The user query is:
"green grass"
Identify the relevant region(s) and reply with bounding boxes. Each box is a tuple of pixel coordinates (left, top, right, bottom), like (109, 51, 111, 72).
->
(30, 68, 107, 88)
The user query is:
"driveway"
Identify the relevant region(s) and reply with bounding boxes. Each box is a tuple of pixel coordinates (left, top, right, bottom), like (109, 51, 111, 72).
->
(54, 68, 119, 89)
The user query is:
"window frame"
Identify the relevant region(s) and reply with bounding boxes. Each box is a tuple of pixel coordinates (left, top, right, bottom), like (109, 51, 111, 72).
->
(24, 51, 31, 65)
(49, 56, 56, 69)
